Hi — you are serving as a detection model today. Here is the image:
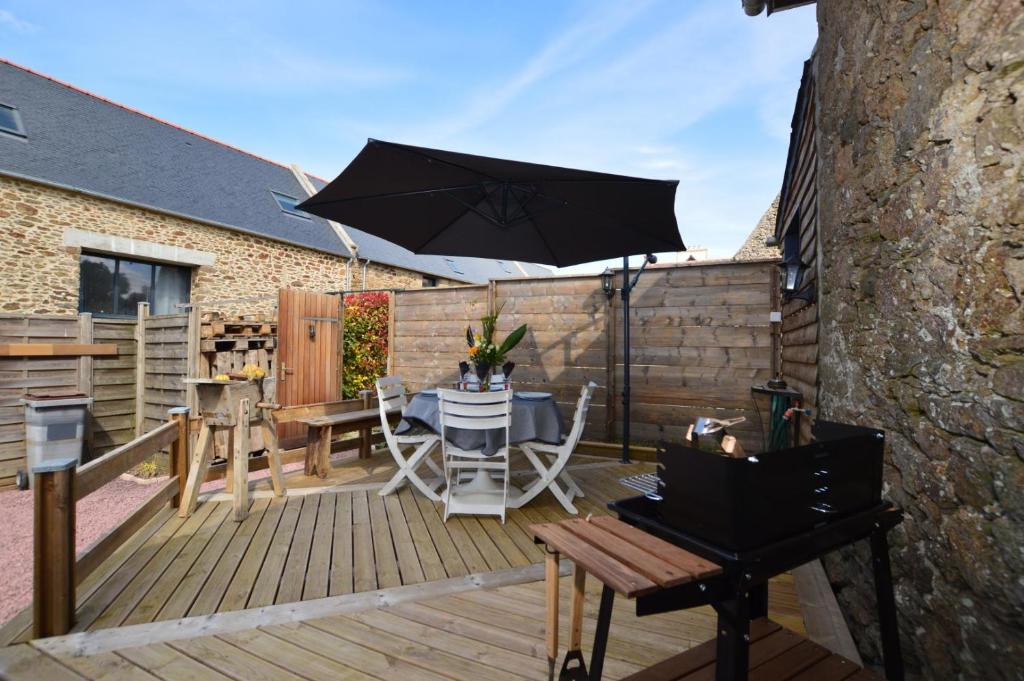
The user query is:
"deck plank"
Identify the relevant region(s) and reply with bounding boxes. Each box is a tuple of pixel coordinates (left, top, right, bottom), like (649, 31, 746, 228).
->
(188, 497, 273, 615)
(396, 488, 447, 582)
(304, 492, 336, 600)
(412, 491, 470, 578)
(217, 627, 376, 681)
(366, 492, 401, 588)
(383, 492, 426, 585)
(277, 495, 320, 604)
(247, 495, 303, 608)
(116, 643, 236, 681)
(329, 492, 354, 596)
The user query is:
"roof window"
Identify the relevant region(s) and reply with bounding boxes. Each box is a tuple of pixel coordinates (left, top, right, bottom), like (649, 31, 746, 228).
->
(0, 103, 25, 137)
(444, 258, 464, 275)
(272, 191, 312, 219)
(496, 260, 513, 274)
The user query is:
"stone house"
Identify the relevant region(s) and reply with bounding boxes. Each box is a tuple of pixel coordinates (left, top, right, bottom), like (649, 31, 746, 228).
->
(746, 1, 1022, 679)
(0, 59, 547, 319)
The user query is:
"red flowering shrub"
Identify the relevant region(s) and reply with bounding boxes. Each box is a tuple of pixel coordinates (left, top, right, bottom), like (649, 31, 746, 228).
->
(342, 292, 389, 398)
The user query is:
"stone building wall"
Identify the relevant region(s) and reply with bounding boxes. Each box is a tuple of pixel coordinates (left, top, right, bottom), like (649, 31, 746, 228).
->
(813, 1, 1023, 679)
(0, 175, 455, 318)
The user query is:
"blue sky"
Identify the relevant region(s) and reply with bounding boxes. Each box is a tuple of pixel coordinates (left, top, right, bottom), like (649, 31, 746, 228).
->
(1, 1, 817, 272)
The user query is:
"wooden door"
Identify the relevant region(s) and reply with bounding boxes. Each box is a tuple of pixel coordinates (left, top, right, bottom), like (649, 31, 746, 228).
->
(277, 289, 343, 445)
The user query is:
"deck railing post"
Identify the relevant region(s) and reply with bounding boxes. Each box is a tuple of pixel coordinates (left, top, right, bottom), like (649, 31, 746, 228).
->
(33, 457, 77, 638)
(168, 407, 190, 508)
(359, 390, 372, 459)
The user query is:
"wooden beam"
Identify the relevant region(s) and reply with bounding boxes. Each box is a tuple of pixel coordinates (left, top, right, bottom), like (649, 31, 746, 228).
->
(168, 407, 190, 508)
(77, 314, 94, 395)
(32, 561, 572, 658)
(33, 458, 77, 638)
(75, 476, 177, 583)
(75, 421, 179, 501)
(358, 390, 372, 459)
(134, 302, 150, 437)
(0, 343, 117, 357)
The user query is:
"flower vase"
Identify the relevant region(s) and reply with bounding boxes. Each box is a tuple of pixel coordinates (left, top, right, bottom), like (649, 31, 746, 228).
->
(474, 362, 491, 391)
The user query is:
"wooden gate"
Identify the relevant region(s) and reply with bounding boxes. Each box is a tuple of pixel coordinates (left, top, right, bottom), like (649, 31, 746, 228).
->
(277, 289, 343, 445)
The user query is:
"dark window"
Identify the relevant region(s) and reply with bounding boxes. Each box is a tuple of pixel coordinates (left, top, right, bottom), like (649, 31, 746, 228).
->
(422, 275, 438, 287)
(272, 191, 312, 219)
(0, 103, 25, 137)
(444, 258, 464, 275)
(79, 254, 191, 316)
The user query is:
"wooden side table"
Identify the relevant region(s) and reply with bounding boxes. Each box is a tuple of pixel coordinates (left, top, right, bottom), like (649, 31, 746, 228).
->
(532, 516, 887, 681)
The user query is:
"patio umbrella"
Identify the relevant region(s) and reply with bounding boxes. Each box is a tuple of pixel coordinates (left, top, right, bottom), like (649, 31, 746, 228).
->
(298, 139, 683, 268)
(300, 139, 685, 462)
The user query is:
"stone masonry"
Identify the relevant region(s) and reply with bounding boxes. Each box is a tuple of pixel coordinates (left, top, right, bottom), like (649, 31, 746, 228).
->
(0, 175, 450, 317)
(813, 1, 1023, 679)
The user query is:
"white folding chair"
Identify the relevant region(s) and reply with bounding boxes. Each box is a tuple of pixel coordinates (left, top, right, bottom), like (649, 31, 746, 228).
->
(377, 376, 443, 500)
(438, 388, 513, 523)
(511, 381, 597, 514)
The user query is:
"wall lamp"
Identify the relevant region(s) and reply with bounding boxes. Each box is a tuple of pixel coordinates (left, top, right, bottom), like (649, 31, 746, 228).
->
(600, 267, 615, 299)
(778, 260, 816, 302)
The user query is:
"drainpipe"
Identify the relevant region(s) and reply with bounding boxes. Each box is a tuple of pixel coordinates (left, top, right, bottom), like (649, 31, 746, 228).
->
(742, 0, 766, 15)
(361, 260, 371, 291)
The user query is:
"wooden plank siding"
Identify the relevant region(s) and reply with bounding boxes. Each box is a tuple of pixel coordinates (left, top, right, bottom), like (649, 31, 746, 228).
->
(142, 314, 188, 433)
(776, 60, 819, 445)
(0, 315, 141, 488)
(390, 262, 777, 453)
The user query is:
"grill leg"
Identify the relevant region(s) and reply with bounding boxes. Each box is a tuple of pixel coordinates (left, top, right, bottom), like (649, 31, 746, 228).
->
(749, 583, 768, 620)
(871, 528, 904, 681)
(714, 596, 750, 681)
(589, 585, 615, 681)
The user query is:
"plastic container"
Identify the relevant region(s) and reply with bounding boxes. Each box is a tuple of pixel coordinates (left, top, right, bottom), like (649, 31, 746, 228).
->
(22, 394, 93, 487)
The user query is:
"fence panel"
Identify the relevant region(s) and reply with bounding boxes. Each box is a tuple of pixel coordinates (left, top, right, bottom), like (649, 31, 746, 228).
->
(91, 319, 137, 456)
(142, 314, 189, 433)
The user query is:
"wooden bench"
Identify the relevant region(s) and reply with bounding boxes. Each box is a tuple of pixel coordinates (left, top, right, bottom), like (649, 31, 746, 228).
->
(298, 405, 401, 478)
(531, 517, 882, 681)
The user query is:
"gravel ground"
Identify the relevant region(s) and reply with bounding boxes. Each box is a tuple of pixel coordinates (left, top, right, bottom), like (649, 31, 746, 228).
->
(0, 458, 310, 628)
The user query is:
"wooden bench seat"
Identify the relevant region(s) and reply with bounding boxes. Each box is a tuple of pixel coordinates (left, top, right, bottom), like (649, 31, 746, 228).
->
(299, 406, 400, 478)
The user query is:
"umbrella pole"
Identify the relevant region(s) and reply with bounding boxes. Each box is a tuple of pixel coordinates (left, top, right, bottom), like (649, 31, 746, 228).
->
(621, 256, 631, 464)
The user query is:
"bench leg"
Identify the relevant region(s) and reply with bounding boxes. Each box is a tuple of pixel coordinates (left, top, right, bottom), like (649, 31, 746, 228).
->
(179, 424, 214, 518)
(224, 428, 234, 495)
(714, 595, 750, 681)
(305, 425, 324, 477)
(318, 425, 331, 478)
(232, 399, 250, 522)
(589, 584, 615, 681)
(262, 416, 285, 496)
(545, 550, 559, 681)
(872, 528, 904, 681)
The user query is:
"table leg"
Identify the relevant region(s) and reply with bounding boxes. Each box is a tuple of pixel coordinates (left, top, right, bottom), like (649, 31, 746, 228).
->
(749, 583, 769, 620)
(714, 595, 750, 681)
(589, 584, 615, 681)
(559, 565, 589, 679)
(871, 528, 904, 681)
(545, 550, 559, 681)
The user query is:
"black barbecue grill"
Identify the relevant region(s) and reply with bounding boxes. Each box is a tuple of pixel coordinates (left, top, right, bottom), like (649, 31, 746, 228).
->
(601, 419, 905, 681)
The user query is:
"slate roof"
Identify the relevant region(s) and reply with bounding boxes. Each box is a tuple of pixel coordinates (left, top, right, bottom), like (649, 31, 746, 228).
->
(0, 59, 548, 284)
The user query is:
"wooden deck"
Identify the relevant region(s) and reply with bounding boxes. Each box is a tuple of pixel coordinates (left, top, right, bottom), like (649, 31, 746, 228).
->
(0, 452, 808, 680)
(0, 574, 803, 681)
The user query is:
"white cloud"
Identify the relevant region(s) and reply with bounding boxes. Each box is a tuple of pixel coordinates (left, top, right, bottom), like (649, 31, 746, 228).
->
(0, 9, 37, 33)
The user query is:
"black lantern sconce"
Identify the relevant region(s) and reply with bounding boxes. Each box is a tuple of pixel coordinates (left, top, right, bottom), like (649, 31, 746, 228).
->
(600, 267, 615, 299)
(778, 259, 815, 302)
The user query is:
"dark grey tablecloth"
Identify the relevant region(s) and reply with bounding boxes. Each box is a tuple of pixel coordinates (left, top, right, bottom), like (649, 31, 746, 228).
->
(394, 392, 564, 456)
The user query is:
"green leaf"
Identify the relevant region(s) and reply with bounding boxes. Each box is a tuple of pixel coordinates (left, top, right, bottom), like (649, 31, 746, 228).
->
(497, 324, 527, 356)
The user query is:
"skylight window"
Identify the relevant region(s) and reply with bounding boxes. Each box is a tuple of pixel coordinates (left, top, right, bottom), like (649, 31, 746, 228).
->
(272, 191, 311, 219)
(444, 258, 464, 275)
(0, 103, 25, 137)
(496, 260, 513, 274)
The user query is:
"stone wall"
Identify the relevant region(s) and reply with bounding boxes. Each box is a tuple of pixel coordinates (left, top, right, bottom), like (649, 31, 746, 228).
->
(813, 1, 1023, 679)
(0, 175, 455, 317)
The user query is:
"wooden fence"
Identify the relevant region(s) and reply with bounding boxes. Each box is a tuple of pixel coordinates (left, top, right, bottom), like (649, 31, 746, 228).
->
(392, 260, 778, 452)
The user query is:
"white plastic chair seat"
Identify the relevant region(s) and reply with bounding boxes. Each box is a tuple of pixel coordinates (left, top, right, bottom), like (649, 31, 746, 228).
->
(376, 376, 443, 500)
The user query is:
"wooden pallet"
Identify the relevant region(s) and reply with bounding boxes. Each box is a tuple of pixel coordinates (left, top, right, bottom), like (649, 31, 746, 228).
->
(201, 321, 277, 339)
(200, 337, 277, 353)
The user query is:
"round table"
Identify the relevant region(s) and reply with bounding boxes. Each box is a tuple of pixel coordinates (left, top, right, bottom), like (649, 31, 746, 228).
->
(394, 390, 565, 493)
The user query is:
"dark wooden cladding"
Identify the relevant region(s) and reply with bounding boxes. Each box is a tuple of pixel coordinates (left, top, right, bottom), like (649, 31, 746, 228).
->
(777, 58, 820, 445)
(390, 261, 778, 452)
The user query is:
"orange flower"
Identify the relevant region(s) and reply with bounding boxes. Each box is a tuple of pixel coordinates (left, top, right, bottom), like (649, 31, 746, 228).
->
(468, 346, 479, 356)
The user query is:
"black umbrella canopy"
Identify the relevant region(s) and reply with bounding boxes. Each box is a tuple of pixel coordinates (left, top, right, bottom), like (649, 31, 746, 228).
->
(298, 139, 684, 268)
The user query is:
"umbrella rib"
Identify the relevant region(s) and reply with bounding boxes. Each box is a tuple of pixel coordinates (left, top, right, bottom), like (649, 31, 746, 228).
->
(302, 184, 486, 207)
(379, 141, 504, 183)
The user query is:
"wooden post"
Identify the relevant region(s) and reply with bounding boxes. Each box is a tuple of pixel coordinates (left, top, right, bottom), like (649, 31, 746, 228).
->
(78, 312, 94, 456)
(179, 423, 214, 518)
(337, 295, 346, 399)
(134, 302, 150, 437)
(233, 398, 250, 521)
(33, 457, 77, 638)
(487, 280, 496, 317)
(386, 291, 395, 375)
(186, 305, 201, 414)
(359, 389, 372, 459)
(168, 407, 190, 508)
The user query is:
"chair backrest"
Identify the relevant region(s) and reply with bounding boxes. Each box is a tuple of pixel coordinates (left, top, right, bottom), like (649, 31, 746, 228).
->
(376, 376, 409, 451)
(437, 389, 513, 455)
(562, 381, 598, 452)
